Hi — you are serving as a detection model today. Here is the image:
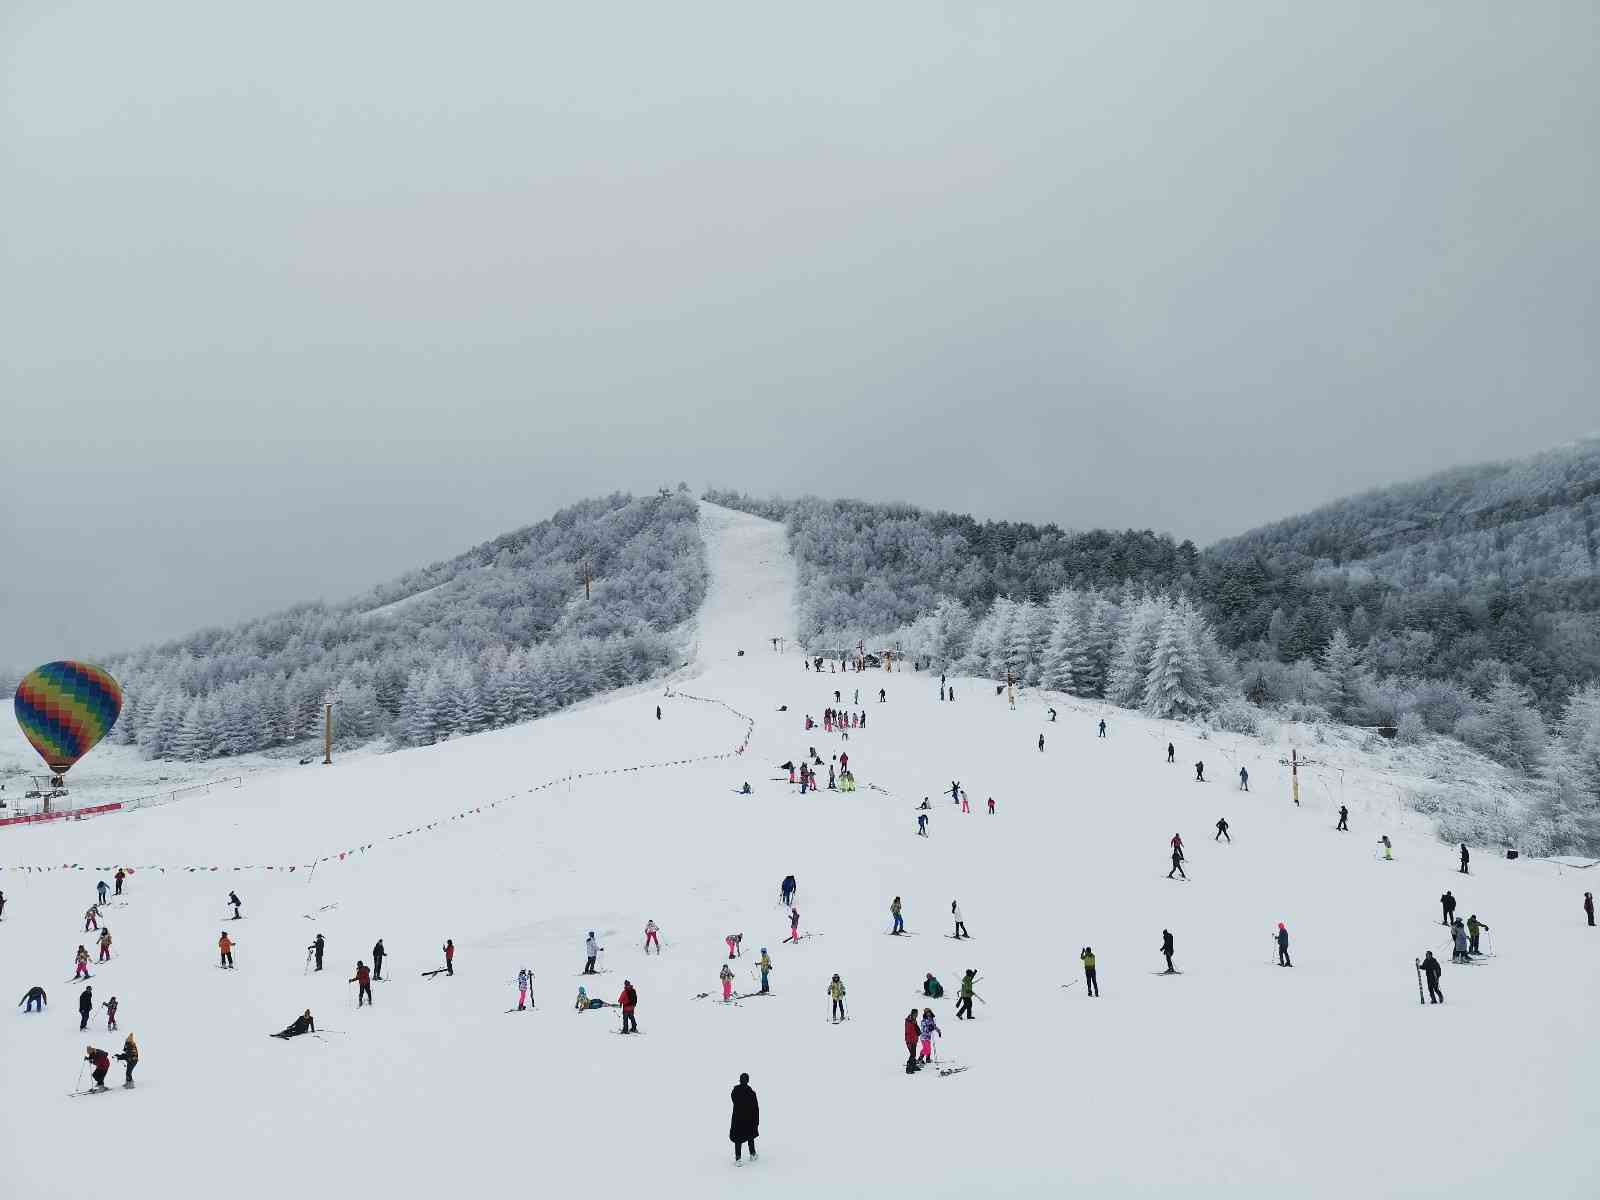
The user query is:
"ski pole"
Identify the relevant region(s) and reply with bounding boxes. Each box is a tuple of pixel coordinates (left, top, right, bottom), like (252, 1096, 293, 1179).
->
(73, 1061, 86, 1094)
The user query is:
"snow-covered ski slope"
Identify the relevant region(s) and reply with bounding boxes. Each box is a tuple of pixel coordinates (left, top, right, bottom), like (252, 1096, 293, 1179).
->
(3, 502, 1597, 1198)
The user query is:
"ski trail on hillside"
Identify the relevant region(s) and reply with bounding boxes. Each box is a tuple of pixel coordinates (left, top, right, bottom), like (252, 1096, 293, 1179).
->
(687, 502, 796, 666)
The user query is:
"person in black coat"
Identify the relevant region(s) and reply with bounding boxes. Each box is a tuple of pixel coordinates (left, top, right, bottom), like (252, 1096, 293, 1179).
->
(729, 1072, 759, 1163)
(1420, 951, 1444, 1004)
(78, 986, 94, 1031)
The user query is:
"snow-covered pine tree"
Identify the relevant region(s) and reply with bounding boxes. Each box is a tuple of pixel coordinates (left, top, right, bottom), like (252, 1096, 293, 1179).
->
(1141, 603, 1209, 719)
(1454, 673, 1546, 770)
(1106, 597, 1165, 706)
(1540, 683, 1600, 850)
(1320, 627, 1366, 720)
(1039, 591, 1090, 693)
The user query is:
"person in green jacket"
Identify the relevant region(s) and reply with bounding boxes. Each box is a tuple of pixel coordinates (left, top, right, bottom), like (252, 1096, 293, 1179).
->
(1080, 947, 1099, 996)
(890, 896, 905, 935)
(956, 969, 977, 1020)
(923, 973, 944, 998)
(828, 974, 846, 1022)
(1467, 914, 1490, 955)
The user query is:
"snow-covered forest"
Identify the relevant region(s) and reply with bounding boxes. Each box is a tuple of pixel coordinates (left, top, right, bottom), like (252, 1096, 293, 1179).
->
(87, 490, 705, 760)
(706, 465, 1600, 853)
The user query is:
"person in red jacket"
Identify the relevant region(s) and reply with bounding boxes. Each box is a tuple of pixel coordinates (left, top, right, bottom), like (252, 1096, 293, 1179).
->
(442, 940, 455, 976)
(350, 960, 372, 1007)
(904, 1009, 920, 1073)
(618, 980, 638, 1034)
(84, 1045, 112, 1092)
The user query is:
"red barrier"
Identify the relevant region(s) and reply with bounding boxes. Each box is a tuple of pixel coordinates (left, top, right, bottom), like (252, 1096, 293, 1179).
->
(0, 802, 122, 829)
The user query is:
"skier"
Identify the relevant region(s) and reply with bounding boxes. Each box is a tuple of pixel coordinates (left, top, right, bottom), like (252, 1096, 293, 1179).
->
(219, 932, 234, 969)
(783, 908, 801, 943)
(1080, 947, 1098, 996)
(1038, 733, 1045, 753)
(114, 869, 125, 896)
(879, 689, 886, 702)
(516, 968, 532, 1010)
(442, 939, 455, 976)
(729, 1073, 759, 1164)
(1215, 818, 1231, 843)
(18, 985, 46, 1013)
(1450, 919, 1470, 963)
(1194, 761, 1205, 782)
(923, 973, 944, 999)
(720, 962, 736, 1003)
(1166, 742, 1175, 764)
(1276, 922, 1292, 967)
(1239, 767, 1249, 791)
(97, 879, 109, 905)
(574, 986, 600, 1011)
(1167, 846, 1187, 881)
(618, 980, 639, 1033)
(952, 900, 969, 940)
(956, 969, 977, 1020)
(828, 974, 846, 1022)
(644, 920, 661, 954)
(584, 932, 602, 975)
(78, 985, 94, 1031)
(115, 1034, 137, 1086)
(84, 905, 99, 932)
(756, 948, 772, 993)
(1420, 951, 1444, 1003)
(917, 1008, 942, 1064)
(351, 960, 373, 1007)
(1336, 805, 1349, 831)
(987, 797, 995, 815)
(1466, 914, 1490, 956)
(960, 792, 969, 813)
(917, 812, 929, 837)
(890, 897, 904, 935)
(74, 945, 91, 979)
(309, 933, 325, 972)
(0, 890, 6, 919)
(1048, 707, 1057, 722)
(1459, 844, 1471, 875)
(725, 932, 743, 959)
(1441, 890, 1457, 926)
(905, 1010, 921, 1072)
(228, 891, 242, 920)
(1160, 929, 1177, 974)
(84, 1045, 112, 1092)
(274, 1010, 316, 1038)
(98, 929, 112, 962)
(1380, 835, 1394, 861)
(656, 705, 661, 720)
(1586, 892, 1595, 927)
(781, 875, 797, 907)
(372, 939, 386, 980)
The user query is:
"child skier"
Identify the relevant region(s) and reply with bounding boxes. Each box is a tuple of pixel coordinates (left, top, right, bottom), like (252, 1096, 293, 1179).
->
(74, 946, 90, 979)
(103, 996, 119, 1030)
(219, 932, 234, 968)
(517, 967, 532, 1010)
(98, 929, 112, 962)
(918, 1008, 942, 1064)
(351, 960, 372, 1006)
(720, 962, 736, 1003)
(784, 909, 801, 943)
(725, 932, 743, 959)
(115, 1034, 138, 1086)
(644, 920, 661, 954)
(828, 974, 846, 1022)
(904, 1010, 921, 1072)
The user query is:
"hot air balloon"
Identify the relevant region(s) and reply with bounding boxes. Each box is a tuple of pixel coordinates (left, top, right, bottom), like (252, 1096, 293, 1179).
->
(13, 661, 124, 779)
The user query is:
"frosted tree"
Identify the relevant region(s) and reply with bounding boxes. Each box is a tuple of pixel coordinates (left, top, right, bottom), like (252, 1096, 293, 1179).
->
(1080, 593, 1122, 697)
(1453, 673, 1546, 770)
(1320, 628, 1366, 720)
(1142, 604, 1209, 718)
(1540, 683, 1600, 850)
(1107, 598, 1165, 706)
(1039, 592, 1090, 693)
(929, 598, 974, 665)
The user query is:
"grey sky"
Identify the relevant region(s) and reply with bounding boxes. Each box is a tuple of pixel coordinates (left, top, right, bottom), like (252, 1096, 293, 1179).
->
(3, 2, 1595, 667)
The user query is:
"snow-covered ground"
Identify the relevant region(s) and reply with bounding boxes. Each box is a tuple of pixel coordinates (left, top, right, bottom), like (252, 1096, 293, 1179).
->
(3, 502, 1597, 1198)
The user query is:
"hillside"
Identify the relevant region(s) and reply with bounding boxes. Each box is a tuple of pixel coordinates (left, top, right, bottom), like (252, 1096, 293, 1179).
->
(1, 502, 1595, 1199)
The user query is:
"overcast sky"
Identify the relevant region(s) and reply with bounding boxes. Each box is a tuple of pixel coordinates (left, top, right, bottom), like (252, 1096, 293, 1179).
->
(2, 2, 1595, 667)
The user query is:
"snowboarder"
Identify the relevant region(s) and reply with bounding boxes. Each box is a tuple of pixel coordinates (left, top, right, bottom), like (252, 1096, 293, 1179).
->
(1166, 742, 1175, 764)
(828, 974, 846, 1022)
(644, 920, 661, 954)
(98, 929, 112, 962)
(952, 900, 968, 940)
(1586, 892, 1595, 927)
(1421, 951, 1444, 1003)
(114, 1034, 137, 1085)
(917, 1008, 942, 1064)
(917, 813, 929, 837)
(1098, 719, 1107, 738)
(84, 905, 99, 932)
(784, 908, 801, 943)
(923, 973, 944, 999)
(1467, 914, 1490, 955)
(956, 969, 977, 1020)
(114, 869, 125, 896)
(228, 891, 242, 920)
(1276, 922, 1292, 967)
(1336, 805, 1349, 831)
(756, 948, 772, 993)
(720, 962, 736, 1003)
(1194, 761, 1205, 782)
(351, 960, 373, 1006)
(274, 1010, 316, 1038)
(1215, 818, 1231, 843)
(78, 985, 94, 1031)
(729, 1073, 759, 1163)
(372, 939, 386, 980)
(309, 934, 325, 972)
(904, 1010, 921, 1072)
(618, 980, 639, 1033)
(725, 932, 743, 959)
(890, 897, 904, 935)
(584, 932, 601, 974)
(84, 1045, 111, 1091)
(1080, 947, 1099, 996)
(1459, 844, 1470, 875)
(1038, 733, 1045, 753)
(442, 939, 455, 976)
(18, 985, 46, 1013)
(1238, 767, 1249, 791)
(1160, 929, 1177, 974)
(1441, 890, 1457, 926)
(781, 876, 797, 907)
(1167, 847, 1187, 880)
(97, 880, 109, 905)
(1450, 919, 1470, 963)
(219, 932, 234, 969)
(74, 945, 91, 979)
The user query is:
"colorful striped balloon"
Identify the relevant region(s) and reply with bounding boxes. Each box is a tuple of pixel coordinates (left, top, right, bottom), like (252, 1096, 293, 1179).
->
(13, 661, 124, 775)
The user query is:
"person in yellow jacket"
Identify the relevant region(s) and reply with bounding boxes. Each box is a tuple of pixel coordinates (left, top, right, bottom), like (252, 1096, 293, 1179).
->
(1080, 947, 1099, 997)
(756, 949, 773, 994)
(827, 974, 846, 1022)
(115, 1033, 138, 1086)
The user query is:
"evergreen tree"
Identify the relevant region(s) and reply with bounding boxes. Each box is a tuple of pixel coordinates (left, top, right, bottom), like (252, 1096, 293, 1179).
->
(1142, 605, 1208, 719)
(1320, 628, 1366, 720)
(1454, 673, 1546, 770)
(1107, 598, 1165, 705)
